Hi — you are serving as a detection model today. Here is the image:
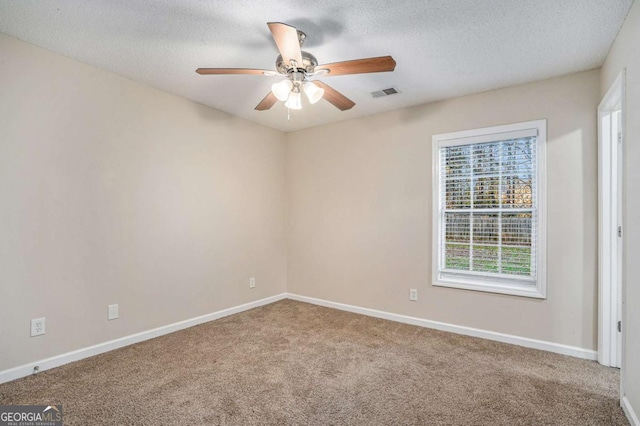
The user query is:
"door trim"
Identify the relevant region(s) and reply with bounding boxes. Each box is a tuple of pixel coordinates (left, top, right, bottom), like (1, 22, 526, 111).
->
(597, 70, 625, 369)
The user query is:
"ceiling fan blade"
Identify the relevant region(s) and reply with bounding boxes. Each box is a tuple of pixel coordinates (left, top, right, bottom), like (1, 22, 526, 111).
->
(255, 92, 278, 111)
(313, 81, 355, 111)
(267, 22, 303, 68)
(316, 56, 396, 76)
(196, 68, 275, 75)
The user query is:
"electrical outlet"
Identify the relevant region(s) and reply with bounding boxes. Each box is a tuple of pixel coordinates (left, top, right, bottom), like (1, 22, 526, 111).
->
(409, 289, 418, 301)
(249, 277, 256, 289)
(108, 304, 119, 320)
(31, 318, 45, 337)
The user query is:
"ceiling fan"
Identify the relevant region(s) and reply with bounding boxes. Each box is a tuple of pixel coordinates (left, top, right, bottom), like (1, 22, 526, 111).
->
(196, 22, 397, 112)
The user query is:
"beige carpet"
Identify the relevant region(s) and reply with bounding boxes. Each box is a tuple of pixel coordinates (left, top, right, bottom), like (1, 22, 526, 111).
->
(0, 300, 627, 425)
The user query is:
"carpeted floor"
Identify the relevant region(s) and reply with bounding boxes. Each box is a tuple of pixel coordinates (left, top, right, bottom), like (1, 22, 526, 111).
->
(0, 300, 628, 425)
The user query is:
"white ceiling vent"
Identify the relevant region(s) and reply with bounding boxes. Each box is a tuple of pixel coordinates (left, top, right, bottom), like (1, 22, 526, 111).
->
(371, 87, 401, 98)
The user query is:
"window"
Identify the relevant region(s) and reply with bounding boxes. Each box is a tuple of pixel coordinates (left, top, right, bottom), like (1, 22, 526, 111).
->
(432, 120, 546, 298)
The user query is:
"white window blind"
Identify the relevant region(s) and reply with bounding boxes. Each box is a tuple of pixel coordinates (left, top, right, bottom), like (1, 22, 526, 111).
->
(440, 137, 536, 280)
(432, 120, 546, 298)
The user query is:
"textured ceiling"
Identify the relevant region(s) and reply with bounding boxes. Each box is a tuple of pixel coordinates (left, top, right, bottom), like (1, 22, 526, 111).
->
(0, 0, 633, 132)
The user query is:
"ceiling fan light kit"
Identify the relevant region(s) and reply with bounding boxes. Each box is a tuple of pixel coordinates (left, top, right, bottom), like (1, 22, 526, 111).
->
(272, 79, 293, 101)
(285, 88, 302, 110)
(196, 22, 397, 113)
(303, 81, 324, 104)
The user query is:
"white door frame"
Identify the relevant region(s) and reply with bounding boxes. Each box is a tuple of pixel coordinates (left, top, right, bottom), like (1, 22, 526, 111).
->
(597, 70, 625, 369)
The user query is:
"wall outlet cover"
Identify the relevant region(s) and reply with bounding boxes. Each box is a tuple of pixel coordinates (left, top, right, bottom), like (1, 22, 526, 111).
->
(250, 277, 256, 289)
(409, 289, 418, 301)
(30, 318, 45, 337)
(108, 304, 119, 320)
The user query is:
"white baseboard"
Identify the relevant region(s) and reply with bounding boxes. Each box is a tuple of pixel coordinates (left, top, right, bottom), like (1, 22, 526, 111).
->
(0, 293, 286, 384)
(286, 293, 597, 361)
(0, 291, 600, 385)
(623, 396, 640, 426)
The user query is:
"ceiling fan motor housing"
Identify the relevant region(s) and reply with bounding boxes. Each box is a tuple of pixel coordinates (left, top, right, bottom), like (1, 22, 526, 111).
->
(276, 51, 318, 75)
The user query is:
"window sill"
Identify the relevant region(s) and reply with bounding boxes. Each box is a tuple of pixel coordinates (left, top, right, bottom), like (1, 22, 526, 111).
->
(433, 275, 546, 299)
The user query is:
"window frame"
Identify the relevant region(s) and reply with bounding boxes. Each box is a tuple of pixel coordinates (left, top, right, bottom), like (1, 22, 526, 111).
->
(432, 120, 547, 299)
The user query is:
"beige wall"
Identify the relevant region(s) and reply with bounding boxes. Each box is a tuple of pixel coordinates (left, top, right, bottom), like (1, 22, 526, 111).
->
(0, 34, 287, 371)
(602, 0, 640, 418)
(287, 69, 601, 350)
(0, 23, 618, 388)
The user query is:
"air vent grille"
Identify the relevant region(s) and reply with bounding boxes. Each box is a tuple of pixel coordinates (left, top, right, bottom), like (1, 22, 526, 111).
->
(371, 87, 401, 98)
